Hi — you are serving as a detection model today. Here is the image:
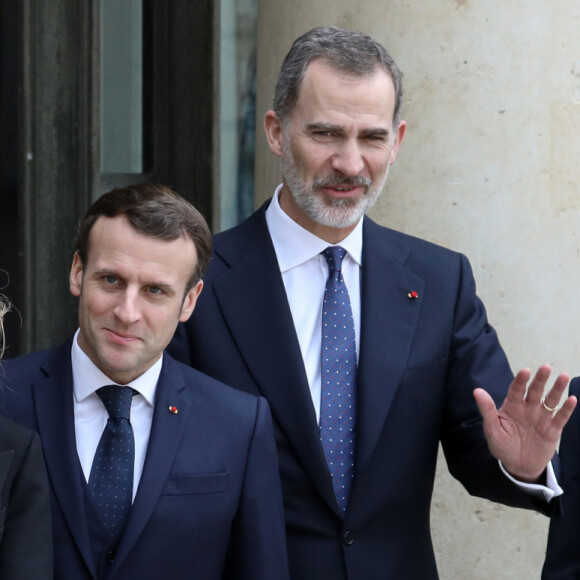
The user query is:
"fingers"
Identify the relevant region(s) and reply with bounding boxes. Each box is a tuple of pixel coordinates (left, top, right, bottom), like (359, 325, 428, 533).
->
(520, 364, 553, 405)
(473, 388, 497, 423)
(549, 395, 577, 431)
(476, 366, 573, 426)
(540, 372, 571, 411)
(503, 367, 532, 403)
(510, 364, 571, 414)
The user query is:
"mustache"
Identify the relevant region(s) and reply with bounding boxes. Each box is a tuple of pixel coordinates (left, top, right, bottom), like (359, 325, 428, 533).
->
(312, 175, 372, 189)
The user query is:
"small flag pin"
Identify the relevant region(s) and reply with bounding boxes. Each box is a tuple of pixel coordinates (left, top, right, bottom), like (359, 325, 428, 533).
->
(407, 291, 419, 299)
(168, 405, 179, 414)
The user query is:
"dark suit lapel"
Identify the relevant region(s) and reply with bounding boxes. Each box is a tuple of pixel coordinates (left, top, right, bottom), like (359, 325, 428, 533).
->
(355, 219, 424, 472)
(211, 208, 338, 512)
(113, 356, 193, 568)
(32, 343, 96, 576)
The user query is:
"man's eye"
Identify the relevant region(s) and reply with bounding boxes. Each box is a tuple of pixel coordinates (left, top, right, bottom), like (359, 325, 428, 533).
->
(149, 287, 162, 295)
(104, 275, 117, 284)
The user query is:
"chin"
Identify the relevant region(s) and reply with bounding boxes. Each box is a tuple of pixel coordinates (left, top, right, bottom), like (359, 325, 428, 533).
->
(307, 195, 369, 229)
(310, 210, 363, 229)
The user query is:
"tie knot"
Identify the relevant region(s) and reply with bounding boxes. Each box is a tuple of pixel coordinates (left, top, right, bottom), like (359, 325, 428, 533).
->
(322, 246, 347, 274)
(97, 385, 135, 420)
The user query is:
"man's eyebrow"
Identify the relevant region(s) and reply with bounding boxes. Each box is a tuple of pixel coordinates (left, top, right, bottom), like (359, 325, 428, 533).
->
(360, 127, 390, 138)
(306, 123, 391, 138)
(142, 280, 176, 294)
(93, 268, 120, 278)
(92, 268, 175, 292)
(306, 122, 344, 133)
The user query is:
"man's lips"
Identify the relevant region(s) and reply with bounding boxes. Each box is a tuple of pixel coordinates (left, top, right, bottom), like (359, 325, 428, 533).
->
(320, 184, 364, 197)
(105, 328, 140, 344)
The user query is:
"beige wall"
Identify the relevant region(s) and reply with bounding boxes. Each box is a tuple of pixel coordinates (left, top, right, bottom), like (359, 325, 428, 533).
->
(255, 1, 580, 578)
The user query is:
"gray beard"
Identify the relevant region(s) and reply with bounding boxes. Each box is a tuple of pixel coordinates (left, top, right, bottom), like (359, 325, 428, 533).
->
(280, 144, 390, 229)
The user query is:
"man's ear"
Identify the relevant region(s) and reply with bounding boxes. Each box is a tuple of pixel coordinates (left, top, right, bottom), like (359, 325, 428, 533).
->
(389, 120, 407, 165)
(179, 280, 204, 322)
(264, 110, 285, 157)
(69, 252, 84, 297)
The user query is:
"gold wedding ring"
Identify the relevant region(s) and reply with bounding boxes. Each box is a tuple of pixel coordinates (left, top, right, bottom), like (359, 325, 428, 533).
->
(541, 396, 558, 413)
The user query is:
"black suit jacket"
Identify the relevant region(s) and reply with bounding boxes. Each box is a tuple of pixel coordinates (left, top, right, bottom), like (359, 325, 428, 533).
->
(1, 339, 288, 580)
(0, 414, 52, 579)
(169, 201, 557, 580)
(543, 376, 580, 579)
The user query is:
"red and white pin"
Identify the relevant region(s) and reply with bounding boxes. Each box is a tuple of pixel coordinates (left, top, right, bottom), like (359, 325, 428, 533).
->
(168, 405, 179, 414)
(407, 290, 419, 299)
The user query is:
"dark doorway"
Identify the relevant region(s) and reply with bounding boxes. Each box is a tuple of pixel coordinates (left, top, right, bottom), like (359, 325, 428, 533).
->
(0, 1, 23, 357)
(0, 0, 216, 357)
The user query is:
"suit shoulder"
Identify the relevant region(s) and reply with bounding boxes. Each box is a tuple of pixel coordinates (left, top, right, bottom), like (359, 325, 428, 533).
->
(212, 203, 270, 252)
(363, 218, 471, 284)
(1, 344, 61, 382)
(165, 355, 265, 408)
(366, 217, 463, 259)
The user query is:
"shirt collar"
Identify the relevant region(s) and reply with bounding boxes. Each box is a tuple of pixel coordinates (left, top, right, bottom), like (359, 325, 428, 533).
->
(265, 184, 363, 272)
(71, 328, 160, 406)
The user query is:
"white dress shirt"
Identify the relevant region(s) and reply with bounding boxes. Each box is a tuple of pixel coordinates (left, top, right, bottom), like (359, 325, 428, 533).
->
(266, 185, 362, 423)
(265, 185, 560, 501)
(71, 329, 159, 500)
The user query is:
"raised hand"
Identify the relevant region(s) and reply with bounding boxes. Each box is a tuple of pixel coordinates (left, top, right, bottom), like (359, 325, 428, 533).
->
(473, 365, 577, 483)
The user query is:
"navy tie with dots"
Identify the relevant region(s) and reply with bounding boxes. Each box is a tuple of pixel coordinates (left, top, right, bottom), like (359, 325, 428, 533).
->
(89, 385, 136, 536)
(320, 246, 357, 515)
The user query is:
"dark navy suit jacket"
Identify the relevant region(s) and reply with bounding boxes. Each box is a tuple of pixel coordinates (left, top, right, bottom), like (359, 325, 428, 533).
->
(0, 339, 288, 580)
(543, 376, 580, 579)
(169, 201, 558, 580)
(0, 415, 52, 579)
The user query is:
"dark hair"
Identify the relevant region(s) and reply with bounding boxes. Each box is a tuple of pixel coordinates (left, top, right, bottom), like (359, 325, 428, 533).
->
(74, 183, 212, 291)
(273, 26, 403, 126)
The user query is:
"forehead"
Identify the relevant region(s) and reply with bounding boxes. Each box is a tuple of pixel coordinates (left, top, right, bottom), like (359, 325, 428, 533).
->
(293, 60, 397, 128)
(85, 215, 197, 282)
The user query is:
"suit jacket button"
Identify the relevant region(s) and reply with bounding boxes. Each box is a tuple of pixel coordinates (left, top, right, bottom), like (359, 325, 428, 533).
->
(106, 551, 115, 563)
(343, 530, 354, 546)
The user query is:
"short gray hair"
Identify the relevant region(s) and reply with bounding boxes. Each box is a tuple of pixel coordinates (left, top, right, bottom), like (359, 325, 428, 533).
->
(273, 26, 403, 126)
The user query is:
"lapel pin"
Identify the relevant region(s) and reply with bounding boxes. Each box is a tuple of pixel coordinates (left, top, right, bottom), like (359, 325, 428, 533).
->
(168, 405, 179, 414)
(407, 291, 419, 299)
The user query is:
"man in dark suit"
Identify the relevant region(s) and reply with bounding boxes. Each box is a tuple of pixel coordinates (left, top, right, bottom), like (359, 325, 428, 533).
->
(168, 26, 576, 579)
(1, 184, 288, 580)
(543, 375, 580, 578)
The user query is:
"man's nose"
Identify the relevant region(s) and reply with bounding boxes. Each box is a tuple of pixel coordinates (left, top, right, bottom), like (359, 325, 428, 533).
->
(331, 140, 365, 176)
(113, 289, 141, 324)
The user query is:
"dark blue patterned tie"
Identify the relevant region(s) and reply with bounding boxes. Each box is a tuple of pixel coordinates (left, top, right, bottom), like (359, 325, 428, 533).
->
(89, 385, 136, 535)
(320, 246, 357, 515)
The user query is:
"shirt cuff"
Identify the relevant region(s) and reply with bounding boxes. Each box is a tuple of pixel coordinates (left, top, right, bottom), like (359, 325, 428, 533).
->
(498, 460, 563, 502)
